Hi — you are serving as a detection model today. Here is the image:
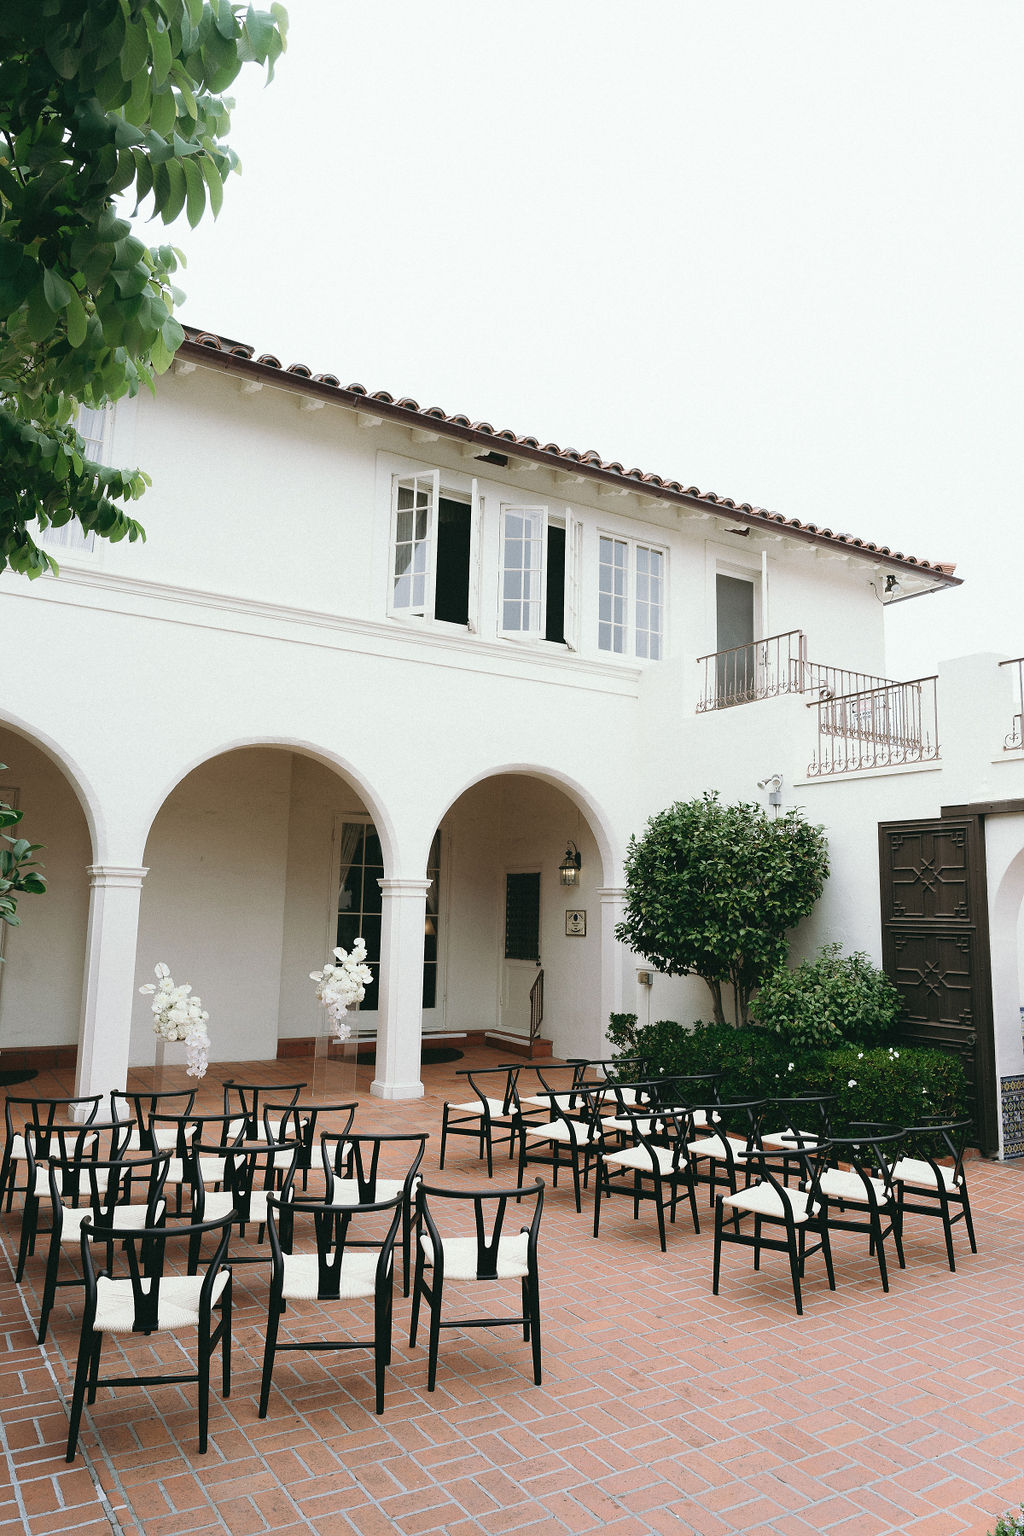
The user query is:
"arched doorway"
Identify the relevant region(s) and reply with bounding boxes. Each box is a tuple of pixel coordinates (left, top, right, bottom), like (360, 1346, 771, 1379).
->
(0, 724, 96, 1069)
(134, 745, 392, 1070)
(428, 769, 617, 1061)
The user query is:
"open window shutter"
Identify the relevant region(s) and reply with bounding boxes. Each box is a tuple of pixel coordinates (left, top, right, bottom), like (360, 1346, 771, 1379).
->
(563, 509, 582, 651)
(390, 470, 439, 617)
(499, 505, 547, 638)
(467, 477, 482, 633)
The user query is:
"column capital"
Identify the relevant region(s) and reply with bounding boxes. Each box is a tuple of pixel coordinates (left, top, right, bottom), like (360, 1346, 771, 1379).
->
(87, 865, 148, 888)
(377, 878, 432, 898)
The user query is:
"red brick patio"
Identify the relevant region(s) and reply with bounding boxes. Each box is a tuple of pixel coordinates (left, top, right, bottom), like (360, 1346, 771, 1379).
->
(1, 1048, 1022, 1536)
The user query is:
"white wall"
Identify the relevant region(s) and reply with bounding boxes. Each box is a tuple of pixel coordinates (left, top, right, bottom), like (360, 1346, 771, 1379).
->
(0, 730, 91, 1049)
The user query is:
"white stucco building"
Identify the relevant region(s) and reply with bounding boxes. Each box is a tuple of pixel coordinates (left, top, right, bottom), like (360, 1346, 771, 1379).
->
(3, 327, 1023, 1153)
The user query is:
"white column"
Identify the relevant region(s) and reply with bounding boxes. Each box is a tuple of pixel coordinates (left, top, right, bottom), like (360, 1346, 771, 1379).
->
(75, 865, 147, 1100)
(371, 878, 430, 1100)
(597, 886, 630, 1053)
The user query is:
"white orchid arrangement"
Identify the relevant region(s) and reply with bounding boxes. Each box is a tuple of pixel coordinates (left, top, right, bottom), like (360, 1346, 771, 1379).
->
(310, 937, 373, 1040)
(139, 963, 211, 1078)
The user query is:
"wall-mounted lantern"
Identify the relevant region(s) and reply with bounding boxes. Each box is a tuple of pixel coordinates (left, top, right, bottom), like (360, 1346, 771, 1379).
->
(559, 841, 582, 887)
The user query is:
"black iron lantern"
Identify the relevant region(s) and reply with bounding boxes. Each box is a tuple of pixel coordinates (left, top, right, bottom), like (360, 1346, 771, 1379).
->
(559, 841, 582, 887)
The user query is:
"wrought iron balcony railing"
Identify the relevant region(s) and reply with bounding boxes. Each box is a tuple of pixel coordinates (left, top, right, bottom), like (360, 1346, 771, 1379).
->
(999, 657, 1024, 750)
(807, 677, 940, 776)
(697, 629, 895, 714)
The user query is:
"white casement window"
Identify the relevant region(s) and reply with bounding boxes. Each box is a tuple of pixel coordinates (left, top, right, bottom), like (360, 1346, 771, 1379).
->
(390, 471, 438, 617)
(598, 534, 665, 659)
(39, 406, 109, 557)
(499, 505, 546, 638)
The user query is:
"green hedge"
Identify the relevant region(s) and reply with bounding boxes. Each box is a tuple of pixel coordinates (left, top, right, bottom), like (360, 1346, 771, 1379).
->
(606, 1014, 970, 1137)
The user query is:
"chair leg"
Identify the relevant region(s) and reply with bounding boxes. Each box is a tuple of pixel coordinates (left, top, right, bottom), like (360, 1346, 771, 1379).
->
(15, 1195, 37, 1282)
(221, 1280, 232, 1397)
(753, 1215, 762, 1272)
(962, 1189, 978, 1253)
(86, 1331, 103, 1404)
(426, 1282, 442, 1392)
(527, 1269, 542, 1386)
(569, 1150, 581, 1214)
(64, 1323, 94, 1462)
(409, 1251, 425, 1349)
(37, 1228, 63, 1345)
(484, 1122, 493, 1180)
(258, 1296, 281, 1419)
(820, 1218, 836, 1291)
(935, 1189, 957, 1272)
(374, 1282, 391, 1414)
(521, 1277, 530, 1341)
(786, 1234, 804, 1317)
(593, 1161, 603, 1239)
(197, 1332, 211, 1453)
(712, 1199, 723, 1295)
(653, 1178, 667, 1254)
(871, 1211, 890, 1292)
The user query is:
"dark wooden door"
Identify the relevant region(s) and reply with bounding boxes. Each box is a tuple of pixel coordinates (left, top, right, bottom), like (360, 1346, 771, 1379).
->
(878, 816, 997, 1152)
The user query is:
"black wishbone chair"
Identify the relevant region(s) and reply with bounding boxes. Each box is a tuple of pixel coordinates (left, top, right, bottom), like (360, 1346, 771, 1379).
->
(16, 1119, 133, 1284)
(318, 1131, 428, 1297)
(514, 1083, 605, 1214)
(222, 1080, 306, 1142)
(259, 1189, 403, 1418)
(713, 1143, 835, 1315)
(409, 1178, 544, 1391)
(685, 1099, 767, 1207)
(566, 1057, 651, 1104)
(65, 1211, 234, 1461)
(148, 1111, 242, 1220)
(515, 1062, 597, 1119)
(439, 1066, 522, 1177)
(190, 1129, 300, 1271)
(110, 1088, 196, 1154)
(761, 1094, 835, 1181)
(892, 1117, 977, 1272)
(262, 1100, 357, 1192)
(813, 1126, 906, 1293)
(37, 1147, 170, 1345)
(1, 1093, 103, 1212)
(593, 1105, 701, 1251)
(647, 1072, 724, 1132)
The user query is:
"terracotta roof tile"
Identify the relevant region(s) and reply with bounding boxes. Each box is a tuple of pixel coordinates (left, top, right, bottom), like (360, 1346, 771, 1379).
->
(179, 327, 960, 584)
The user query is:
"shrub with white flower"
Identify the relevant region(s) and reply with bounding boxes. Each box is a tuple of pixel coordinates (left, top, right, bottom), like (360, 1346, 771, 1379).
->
(139, 963, 210, 1078)
(310, 937, 373, 1041)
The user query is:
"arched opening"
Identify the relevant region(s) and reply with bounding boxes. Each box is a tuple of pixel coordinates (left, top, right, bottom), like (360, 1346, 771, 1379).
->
(987, 818, 1024, 1154)
(428, 770, 616, 1059)
(134, 745, 392, 1070)
(0, 724, 96, 1067)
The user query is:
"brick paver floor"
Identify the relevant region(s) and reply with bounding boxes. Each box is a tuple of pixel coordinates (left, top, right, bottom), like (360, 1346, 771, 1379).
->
(1, 1047, 1022, 1536)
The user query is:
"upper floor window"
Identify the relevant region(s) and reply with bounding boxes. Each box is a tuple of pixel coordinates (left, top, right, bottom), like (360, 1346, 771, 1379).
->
(598, 535, 664, 658)
(390, 472, 473, 625)
(38, 405, 109, 557)
(499, 504, 579, 645)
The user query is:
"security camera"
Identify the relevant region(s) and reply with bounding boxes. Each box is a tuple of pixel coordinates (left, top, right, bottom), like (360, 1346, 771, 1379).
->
(757, 773, 782, 791)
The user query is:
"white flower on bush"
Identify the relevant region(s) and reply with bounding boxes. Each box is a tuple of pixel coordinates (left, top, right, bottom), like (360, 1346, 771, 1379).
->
(847, 1079, 857, 1089)
(310, 937, 373, 1041)
(139, 963, 210, 1079)
(787, 1062, 795, 1072)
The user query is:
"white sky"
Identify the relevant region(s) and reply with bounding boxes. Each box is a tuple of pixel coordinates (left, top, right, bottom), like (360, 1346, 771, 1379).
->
(164, 0, 1022, 680)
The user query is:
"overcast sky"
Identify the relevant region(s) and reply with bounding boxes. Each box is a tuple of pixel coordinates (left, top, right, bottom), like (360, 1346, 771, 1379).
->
(164, 1, 1021, 680)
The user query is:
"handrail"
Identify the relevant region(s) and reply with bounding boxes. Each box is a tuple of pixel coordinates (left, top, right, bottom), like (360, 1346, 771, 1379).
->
(529, 970, 544, 1043)
(808, 676, 939, 775)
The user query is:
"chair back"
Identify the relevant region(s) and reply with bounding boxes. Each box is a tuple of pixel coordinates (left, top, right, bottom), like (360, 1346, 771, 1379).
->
(698, 1097, 766, 1147)
(79, 1211, 233, 1332)
(766, 1093, 835, 1148)
(111, 1088, 196, 1149)
(648, 1071, 724, 1109)
(318, 1131, 428, 1204)
(202, 1131, 299, 1224)
(27, 1118, 134, 1200)
(900, 1116, 973, 1177)
(150, 1111, 243, 1166)
(47, 1147, 170, 1229)
(456, 1066, 521, 1116)
(5, 1093, 102, 1154)
(222, 1080, 306, 1137)
(822, 1126, 905, 1197)
(261, 1101, 357, 1171)
(567, 1056, 650, 1089)
(266, 1189, 403, 1299)
(415, 1178, 543, 1281)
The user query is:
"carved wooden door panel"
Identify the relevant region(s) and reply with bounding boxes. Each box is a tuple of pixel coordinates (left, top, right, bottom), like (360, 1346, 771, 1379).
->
(878, 817, 997, 1152)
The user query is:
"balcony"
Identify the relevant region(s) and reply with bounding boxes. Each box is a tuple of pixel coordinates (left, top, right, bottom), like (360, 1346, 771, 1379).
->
(697, 629, 940, 776)
(999, 657, 1024, 750)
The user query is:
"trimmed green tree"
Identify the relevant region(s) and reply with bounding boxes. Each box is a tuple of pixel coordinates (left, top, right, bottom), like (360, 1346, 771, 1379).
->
(615, 792, 829, 1027)
(0, 0, 287, 578)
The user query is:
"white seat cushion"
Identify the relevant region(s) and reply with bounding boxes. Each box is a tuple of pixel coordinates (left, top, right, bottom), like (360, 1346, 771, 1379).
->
(891, 1156, 961, 1193)
(281, 1250, 380, 1301)
(326, 1176, 416, 1207)
(166, 1155, 226, 1186)
(604, 1142, 681, 1175)
(686, 1134, 752, 1162)
(123, 1126, 181, 1152)
(762, 1130, 820, 1151)
(818, 1168, 888, 1204)
(8, 1133, 29, 1159)
(94, 1269, 229, 1333)
(201, 1189, 271, 1224)
(520, 1092, 585, 1112)
(602, 1114, 663, 1135)
(721, 1180, 816, 1224)
(420, 1231, 530, 1280)
(448, 1098, 513, 1117)
(524, 1119, 597, 1145)
(61, 1199, 166, 1240)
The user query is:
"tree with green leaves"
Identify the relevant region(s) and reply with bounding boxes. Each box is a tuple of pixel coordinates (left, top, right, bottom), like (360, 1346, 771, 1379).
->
(616, 792, 829, 1027)
(0, 775, 46, 934)
(0, 0, 287, 578)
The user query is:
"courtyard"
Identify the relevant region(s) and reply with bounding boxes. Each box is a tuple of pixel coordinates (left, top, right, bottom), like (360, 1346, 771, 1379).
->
(1, 1047, 1022, 1536)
